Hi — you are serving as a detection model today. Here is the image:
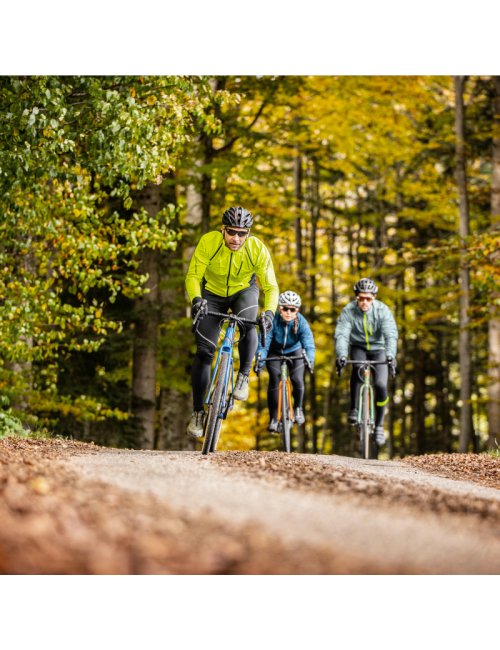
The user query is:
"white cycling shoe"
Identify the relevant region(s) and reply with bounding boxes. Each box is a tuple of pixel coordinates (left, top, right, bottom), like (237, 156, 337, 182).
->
(374, 426, 386, 446)
(187, 410, 205, 437)
(233, 372, 250, 401)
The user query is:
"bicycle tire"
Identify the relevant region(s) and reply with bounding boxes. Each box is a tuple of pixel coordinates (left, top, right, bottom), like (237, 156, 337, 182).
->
(210, 384, 231, 452)
(361, 385, 370, 459)
(202, 353, 229, 455)
(281, 380, 291, 453)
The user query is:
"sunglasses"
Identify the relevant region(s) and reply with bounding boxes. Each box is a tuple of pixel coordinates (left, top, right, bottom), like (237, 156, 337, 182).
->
(225, 227, 250, 238)
(357, 296, 374, 303)
(280, 306, 298, 313)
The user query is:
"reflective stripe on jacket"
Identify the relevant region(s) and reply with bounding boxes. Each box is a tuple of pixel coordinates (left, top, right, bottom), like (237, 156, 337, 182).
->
(256, 312, 316, 363)
(185, 231, 279, 312)
(334, 300, 398, 358)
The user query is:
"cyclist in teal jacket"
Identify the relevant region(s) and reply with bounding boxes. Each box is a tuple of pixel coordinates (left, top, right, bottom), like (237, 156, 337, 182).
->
(334, 278, 398, 446)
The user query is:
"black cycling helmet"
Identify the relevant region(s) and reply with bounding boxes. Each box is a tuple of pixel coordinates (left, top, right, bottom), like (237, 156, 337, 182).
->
(354, 278, 378, 295)
(222, 206, 253, 229)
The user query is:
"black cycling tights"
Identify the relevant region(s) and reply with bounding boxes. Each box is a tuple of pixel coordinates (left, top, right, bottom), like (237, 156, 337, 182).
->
(349, 345, 388, 427)
(266, 355, 305, 420)
(191, 286, 260, 412)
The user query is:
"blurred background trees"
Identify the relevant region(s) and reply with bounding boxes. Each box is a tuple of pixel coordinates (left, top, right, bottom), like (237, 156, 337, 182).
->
(2, 74, 499, 457)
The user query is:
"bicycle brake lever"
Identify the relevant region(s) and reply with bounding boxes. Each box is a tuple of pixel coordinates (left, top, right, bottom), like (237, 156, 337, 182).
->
(191, 299, 207, 333)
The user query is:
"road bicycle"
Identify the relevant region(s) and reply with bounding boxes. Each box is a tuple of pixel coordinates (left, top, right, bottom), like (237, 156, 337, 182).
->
(192, 301, 267, 455)
(338, 359, 393, 460)
(256, 350, 313, 453)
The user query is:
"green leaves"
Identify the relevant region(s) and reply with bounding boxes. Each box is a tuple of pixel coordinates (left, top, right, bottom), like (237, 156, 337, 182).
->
(0, 75, 222, 421)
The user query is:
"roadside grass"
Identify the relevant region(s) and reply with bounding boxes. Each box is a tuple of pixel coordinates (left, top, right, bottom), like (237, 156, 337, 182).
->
(486, 439, 500, 459)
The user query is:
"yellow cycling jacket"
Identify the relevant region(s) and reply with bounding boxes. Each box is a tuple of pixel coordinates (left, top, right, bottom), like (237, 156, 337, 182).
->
(185, 231, 279, 312)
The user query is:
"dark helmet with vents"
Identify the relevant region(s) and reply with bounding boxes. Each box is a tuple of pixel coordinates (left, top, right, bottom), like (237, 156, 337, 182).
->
(222, 206, 253, 229)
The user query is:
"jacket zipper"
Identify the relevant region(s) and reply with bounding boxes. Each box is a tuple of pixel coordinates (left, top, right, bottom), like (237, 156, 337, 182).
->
(364, 313, 370, 350)
(282, 319, 289, 351)
(226, 253, 233, 296)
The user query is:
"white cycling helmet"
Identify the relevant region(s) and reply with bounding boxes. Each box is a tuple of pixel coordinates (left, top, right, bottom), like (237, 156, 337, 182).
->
(278, 291, 301, 308)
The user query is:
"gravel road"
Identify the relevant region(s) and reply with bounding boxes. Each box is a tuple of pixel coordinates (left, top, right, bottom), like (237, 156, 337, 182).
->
(69, 450, 500, 574)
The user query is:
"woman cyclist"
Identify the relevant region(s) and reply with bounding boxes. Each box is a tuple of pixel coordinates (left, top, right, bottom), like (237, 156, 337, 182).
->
(255, 291, 315, 432)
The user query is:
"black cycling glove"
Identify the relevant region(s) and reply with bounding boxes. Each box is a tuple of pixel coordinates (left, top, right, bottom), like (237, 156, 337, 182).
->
(253, 360, 265, 376)
(191, 297, 206, 320)
(263, 310, 274, 334)
(387, 356, 397, 377)
(336, 356, 347, 371)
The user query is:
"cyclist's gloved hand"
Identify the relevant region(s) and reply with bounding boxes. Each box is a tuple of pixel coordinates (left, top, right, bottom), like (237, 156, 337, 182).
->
(191, 297, 206, 320)
(253, 361, 264, 376)
(387, 356, 397, 377)
(263, 310, 274, 334)
(336, 356, 347, 371)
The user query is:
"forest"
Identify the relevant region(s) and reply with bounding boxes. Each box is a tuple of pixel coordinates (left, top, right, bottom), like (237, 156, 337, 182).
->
(1, 74, 499, 459)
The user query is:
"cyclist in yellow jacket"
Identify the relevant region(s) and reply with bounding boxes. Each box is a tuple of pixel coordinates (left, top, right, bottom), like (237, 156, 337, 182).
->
(185, 207, 279, 437)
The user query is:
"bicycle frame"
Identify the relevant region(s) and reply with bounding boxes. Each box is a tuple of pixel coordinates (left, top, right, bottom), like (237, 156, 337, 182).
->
(205, 321, 235, 419)
(357, 365, 375, 428)
(343, 359, 389, 459)
(276, 360, 294, 423)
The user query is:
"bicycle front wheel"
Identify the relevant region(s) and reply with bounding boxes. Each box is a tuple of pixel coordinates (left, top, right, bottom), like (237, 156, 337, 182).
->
(202, 352, 229, 455)
(280, 380, 292, 453)
(361, 385, 370, 460)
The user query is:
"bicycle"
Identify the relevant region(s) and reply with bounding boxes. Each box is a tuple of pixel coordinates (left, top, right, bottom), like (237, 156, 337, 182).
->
(255, 349, 313, 453)
(192, 300, 267, 455)
(337, 359, 393, 460)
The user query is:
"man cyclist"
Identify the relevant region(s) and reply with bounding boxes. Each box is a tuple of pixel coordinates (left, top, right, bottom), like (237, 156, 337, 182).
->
(185, 206, 279, 437)
(254, 290, 315, 432)
(334, 278, 398, 447)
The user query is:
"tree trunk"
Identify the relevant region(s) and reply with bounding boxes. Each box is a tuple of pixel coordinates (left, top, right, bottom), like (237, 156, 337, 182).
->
(158, 173, 196, 451)
(413, 332, 426, 455)
(132, 181, 162, 449)
(293, 149, 305, 288)
(309, 161, 319, 454)
(488, 76, 500, 450)
(398, 275, 408, 457)
(321, 221, 337, 455)
(294, 148, 306, 451)
(453, 75, 473, 453)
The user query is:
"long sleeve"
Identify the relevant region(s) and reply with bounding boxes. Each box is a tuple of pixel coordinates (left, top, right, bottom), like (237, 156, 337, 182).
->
(381, 304, 398, 358)
(299, 318, 316, 363)
(185, 236, 210, 302)
(254, 246, 279, 312)
(334, 306, 353, 358)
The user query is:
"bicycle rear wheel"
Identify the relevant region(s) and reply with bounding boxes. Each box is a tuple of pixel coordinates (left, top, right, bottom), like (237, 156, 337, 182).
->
(361, 385, 370, 459)
(202, 353, 229, 455)
(280, 379, 292, 453)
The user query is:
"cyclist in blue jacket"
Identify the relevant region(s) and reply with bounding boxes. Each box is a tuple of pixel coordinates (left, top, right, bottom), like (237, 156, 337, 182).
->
(255, 291, 315, 432)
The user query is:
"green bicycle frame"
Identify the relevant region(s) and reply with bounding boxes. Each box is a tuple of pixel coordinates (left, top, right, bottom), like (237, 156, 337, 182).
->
(357, 367, 375, 426)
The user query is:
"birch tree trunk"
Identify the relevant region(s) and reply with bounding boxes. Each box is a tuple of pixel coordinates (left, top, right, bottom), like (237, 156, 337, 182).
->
(488, 76, 500, 450)
(131, 181, 161, 449)
(453, 75, 473, 453)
